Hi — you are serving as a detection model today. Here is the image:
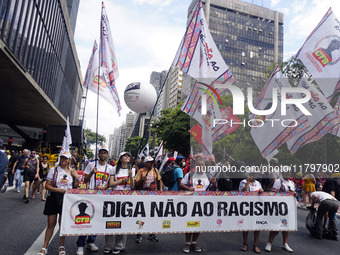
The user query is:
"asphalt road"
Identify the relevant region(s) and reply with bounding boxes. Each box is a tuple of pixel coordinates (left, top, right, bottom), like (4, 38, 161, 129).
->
(1, 187, 339, 255)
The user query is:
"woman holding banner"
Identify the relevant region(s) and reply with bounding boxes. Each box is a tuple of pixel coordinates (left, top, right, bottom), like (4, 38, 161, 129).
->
(239, 166, 263, 254)
(264, 166, 296, 253)
(38, 151, 79, 255)
(104, 151, 135, 254)
(180, 159, 217, 253)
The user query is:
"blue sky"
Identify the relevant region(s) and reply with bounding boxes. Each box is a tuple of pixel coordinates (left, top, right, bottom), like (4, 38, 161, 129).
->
(74, 0, 340, 138)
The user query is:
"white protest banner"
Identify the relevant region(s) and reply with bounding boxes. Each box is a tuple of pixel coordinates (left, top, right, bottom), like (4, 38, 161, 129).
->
(60, 190, 297, 236)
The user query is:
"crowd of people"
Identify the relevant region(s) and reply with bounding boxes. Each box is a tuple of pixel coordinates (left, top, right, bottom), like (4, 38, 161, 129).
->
(0, 140, 339, 255)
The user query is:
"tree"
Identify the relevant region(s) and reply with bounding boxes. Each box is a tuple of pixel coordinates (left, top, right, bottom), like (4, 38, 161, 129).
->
(86, 148, 94, 159)
(84, 128, 106, 146)
(125, 136, 142, 157)
(152, 103, 190, 156)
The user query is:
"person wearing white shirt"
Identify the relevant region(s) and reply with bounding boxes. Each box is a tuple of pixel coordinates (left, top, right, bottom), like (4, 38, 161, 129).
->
(311, 191, 339, 241)
(76, 146, 117, 255)
(104, 151, 135, 255)
(265, 167, 296, 253)
(239, 167, 263, 254)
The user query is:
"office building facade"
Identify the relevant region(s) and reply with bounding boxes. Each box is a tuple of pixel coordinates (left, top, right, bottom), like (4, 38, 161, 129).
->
(0, 0, 83, 127)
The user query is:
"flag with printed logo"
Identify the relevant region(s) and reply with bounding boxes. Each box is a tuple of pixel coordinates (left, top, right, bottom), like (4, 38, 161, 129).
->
(296, 8, 340, 102)
(172, 0, 235, 155)
(83, 40, 120, 112)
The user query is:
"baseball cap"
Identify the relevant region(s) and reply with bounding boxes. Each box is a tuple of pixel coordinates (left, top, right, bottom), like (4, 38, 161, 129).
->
(168, 157, 176, 162)
(176, 156, 185, 161)
(144, 156, 155, 162)
(119, 151, 131, 158)
(60, 151, 71, 159)
(98, 145, 109, 154)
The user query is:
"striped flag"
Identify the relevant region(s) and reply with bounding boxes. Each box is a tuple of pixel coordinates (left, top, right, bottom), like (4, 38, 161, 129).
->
(172, 0, 235, 155)
(100, 2, 121, 115)
(83, 40, 121, 111)
(250, 67, 310, 160)
(286, 77, 340, 154)
(83, 41, 98, 89)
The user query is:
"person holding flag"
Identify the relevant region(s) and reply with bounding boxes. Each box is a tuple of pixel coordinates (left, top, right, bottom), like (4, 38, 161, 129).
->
(76, 146, 116, 255)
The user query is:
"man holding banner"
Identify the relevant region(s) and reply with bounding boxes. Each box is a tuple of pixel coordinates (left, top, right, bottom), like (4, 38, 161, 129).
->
(76, 146, 114, 255)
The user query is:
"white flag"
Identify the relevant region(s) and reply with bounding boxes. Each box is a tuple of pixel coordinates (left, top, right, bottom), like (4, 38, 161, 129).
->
(100, 2, 121, 115)
(286, 77, 340, 154)
(250, 68, 309, 160)
(83, 41, 121, 112)
(139, 142, 149, 159)
(296, 8, 340, 101)
(58, 117, 72, 162)
(155, 141, 163, 162)
(173, 0, 235, 155)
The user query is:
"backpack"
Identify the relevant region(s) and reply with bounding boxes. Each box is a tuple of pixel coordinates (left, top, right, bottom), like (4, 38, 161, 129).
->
(161, 165, 178, 188)
(334, 178, 340, 200)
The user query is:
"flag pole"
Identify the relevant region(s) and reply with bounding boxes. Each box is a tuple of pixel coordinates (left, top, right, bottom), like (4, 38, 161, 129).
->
(95, 7, 103, 167)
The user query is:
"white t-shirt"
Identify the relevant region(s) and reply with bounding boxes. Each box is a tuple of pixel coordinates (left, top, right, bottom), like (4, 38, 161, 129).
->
(239, 179, 262, 192)
(181, 172, 210, 191)
(46, 167, 73, 190)
(272, 178, 296, 192)
(84, 161, 114, 189)
(113, 166, 136, 191)
(311, 191, 337, 203)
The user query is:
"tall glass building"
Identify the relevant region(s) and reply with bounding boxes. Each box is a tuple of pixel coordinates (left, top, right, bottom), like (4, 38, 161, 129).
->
(0, 0, 82, 127)
(189, 0, 284, 92)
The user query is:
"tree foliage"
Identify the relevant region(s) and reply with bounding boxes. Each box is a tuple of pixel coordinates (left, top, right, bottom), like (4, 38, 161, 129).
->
(152, 103, 190, 157)
(125, 136, 142, 157)
(84, 128, 106, 146)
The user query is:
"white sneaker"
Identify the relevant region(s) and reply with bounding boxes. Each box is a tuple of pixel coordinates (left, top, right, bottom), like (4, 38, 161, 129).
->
(282, 243, 293, 253)
(76, 247, 84, 255)
(265, 243, 272, 252)
(86, 243, 99, 252)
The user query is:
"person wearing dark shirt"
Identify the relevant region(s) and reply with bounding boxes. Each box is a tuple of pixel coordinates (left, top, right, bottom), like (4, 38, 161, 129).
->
(12, 149, 29, 193)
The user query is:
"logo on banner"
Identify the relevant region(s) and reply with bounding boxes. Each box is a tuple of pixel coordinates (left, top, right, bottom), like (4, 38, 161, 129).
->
(106, 221, 121, 229)
(187, 221, 200, 227)
(70, 200, 95, 225)
(162, 220, 171, 229)
(237, 219, 244, 227)
(312, 36, 340, 67)
(256, 221, 268, 225)
(136, 220, 144, 229)
(281, 219, 288, 227)
(217, 219, 222, 227)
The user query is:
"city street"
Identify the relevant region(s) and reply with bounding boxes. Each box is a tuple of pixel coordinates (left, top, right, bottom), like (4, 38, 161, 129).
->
(1, 187, 339, 255)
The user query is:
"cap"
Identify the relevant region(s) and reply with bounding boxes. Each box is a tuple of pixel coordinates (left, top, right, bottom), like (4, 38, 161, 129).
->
(119, 151, 131, 158)
(176, 156, 185, 161)
(144, 156, 155, 162)
(98, 145, 109, 153)
(168, 157, 176, 162)
(60, 151, 71, 159)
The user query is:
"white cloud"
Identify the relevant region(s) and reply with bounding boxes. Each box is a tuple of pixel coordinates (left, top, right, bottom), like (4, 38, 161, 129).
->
(132, 0, 173, 7)
(284, 0, 340, 53)
(271, 0, 281, 8)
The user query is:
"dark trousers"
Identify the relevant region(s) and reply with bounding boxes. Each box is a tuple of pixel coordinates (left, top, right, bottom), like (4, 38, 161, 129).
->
(8, 171, 14, 186)
(316, 199, 339, 236)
